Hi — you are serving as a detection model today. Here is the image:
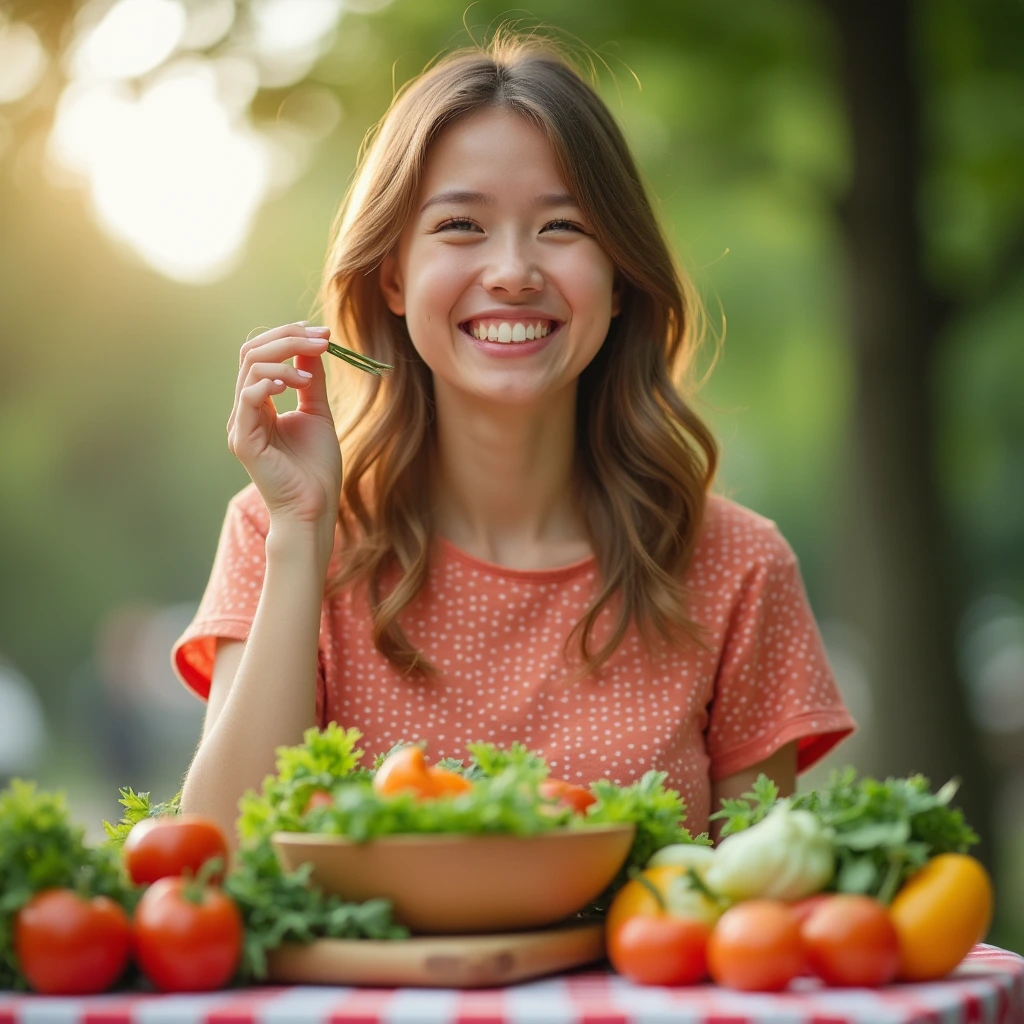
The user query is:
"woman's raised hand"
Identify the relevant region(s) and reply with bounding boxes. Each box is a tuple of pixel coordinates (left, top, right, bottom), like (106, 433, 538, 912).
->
(227, 323, 342, 538)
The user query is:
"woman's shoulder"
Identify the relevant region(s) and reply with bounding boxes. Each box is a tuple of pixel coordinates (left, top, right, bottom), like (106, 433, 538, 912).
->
(695, 493, 799, 573)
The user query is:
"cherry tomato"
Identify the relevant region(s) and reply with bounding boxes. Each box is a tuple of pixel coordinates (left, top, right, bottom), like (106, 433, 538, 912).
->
(707, 900, 805, 992)
(15, 889, 132, 995)
(133, 876, 243, 992)
(123, 815, 229, 886)
(801, 894, 900, 987)
(888, 853, 993, 981)
(608, 913, 711, 986)
(788, 893, 832, 927)
(606, 866, 721, 946)
(373, 746, 473, 799)
(539, 778, 597, 815)
(303, 788, 335, 813)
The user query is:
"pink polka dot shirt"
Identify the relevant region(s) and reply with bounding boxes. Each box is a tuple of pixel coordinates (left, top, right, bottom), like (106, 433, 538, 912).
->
(172, 484, 855, 836)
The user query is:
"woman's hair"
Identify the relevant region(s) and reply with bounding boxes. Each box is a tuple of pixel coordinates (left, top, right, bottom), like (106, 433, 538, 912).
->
(317, 29, 719, 682)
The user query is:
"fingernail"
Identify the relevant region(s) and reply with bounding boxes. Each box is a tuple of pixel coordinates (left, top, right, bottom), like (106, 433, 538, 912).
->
(297, 369, 313, 378)
(306, 325, 330, 335)
(273, 378, 284, 385)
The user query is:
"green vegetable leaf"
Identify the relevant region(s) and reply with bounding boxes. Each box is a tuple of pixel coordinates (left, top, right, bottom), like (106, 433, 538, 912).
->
(578, 771, 711, 917)
(707, 768, 978, 903)
(463, 741, 548, 780)
(223, 838, 408, 982)
(707, 772, 781, 836)
(836, 854, 879, 894)
(103, 787, 181, 845)
(0, 780, 138, 990)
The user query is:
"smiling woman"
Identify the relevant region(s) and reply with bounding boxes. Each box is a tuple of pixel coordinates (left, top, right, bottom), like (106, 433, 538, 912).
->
(172, 30, 855, 847)
(378, 108, 619, 406)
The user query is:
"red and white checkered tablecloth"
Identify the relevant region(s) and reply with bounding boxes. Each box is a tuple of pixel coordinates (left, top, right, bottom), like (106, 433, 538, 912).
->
(0, 944, 1021, 1024)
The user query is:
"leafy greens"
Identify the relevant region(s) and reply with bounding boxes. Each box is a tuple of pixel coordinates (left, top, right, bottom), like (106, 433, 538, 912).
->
(239, 727, 709, 922)
(708, 767, 979, 904)
(0, 780, 137, 990)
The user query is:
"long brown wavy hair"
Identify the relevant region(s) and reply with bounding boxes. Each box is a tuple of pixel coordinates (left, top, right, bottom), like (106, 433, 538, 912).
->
(316, 30, 719, 683)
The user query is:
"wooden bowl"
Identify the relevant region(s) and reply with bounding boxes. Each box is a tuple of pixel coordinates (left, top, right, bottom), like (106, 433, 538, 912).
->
(271, 824, 636, 934)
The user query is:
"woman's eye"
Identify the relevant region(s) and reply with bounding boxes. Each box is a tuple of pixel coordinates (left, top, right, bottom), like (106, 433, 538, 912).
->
(435, 217, 480, 232)
(542, 219, 585, 233)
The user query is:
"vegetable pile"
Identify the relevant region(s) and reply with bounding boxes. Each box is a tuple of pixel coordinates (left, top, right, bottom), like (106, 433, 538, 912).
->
(0, 732, 993, 996)
(0, 726, 703, 993)
(606, 770, 992, 990)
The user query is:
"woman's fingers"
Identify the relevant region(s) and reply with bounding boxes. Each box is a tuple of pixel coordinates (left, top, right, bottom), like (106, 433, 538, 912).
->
(292, 350, 332, 418)
(237, 322, 318, 367)
(230, 325, 330, 431)
(240, 331, 330, 371)
(228, 377, 286, 459)
(241, 361, 316, 391)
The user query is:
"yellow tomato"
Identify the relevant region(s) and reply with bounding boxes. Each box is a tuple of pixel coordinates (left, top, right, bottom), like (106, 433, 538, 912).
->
(888, 853, 993, 981)
(606, 865, 722, 950)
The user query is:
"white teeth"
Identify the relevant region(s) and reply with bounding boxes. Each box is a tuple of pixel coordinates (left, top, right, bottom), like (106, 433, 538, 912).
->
(468, 320, 554, 342)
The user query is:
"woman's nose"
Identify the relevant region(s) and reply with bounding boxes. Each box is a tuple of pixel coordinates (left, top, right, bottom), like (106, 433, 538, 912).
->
(481, 237, 543, 295)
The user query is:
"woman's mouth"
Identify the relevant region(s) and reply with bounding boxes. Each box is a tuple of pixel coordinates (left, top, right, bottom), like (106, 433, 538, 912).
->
(459, 318, 562, 344)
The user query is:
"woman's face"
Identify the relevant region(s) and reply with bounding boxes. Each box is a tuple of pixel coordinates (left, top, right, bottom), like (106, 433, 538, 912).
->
(380, 107, 619, 406)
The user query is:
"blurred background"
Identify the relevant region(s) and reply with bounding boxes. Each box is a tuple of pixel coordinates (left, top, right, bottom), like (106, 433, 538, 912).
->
(0, 0, 1022, 950)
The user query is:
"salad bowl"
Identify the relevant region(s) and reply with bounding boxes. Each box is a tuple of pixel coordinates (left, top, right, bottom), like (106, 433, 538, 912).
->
(272, 823, 636, 934)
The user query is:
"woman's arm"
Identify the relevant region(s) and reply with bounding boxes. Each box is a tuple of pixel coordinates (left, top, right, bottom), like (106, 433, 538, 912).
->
(709, 741, 797, 844)
(179, 524, 328, 848)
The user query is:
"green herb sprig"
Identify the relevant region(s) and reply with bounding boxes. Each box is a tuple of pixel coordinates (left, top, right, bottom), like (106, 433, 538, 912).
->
(326, 341, 393, 377)
(103, 786, 182, 845)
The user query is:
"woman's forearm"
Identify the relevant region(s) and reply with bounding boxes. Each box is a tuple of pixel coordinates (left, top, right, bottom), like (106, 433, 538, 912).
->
(179, 524, 329, 845)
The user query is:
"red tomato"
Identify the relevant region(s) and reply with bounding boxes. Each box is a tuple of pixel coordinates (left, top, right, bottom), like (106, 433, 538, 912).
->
(608, 914, 711, 986)
(303, 788, 335, 813)
(133, 876, 243, 992)
(538, 778, 597, 815)
(123, 815, 229, 886)
(15, 889, 132, 995)
(788, 893, 832, 927)
(707, 900, 805, 992)
(801, 895, 900, 987)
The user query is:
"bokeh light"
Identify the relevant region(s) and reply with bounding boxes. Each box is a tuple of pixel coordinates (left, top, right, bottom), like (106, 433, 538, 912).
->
(0, 18, 48, 104)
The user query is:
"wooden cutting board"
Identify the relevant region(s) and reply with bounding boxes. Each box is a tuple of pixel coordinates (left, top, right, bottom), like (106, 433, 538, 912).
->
(265, 922, 606, 988)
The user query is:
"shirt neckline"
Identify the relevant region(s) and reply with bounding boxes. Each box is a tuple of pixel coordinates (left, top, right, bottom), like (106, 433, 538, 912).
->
(437, 534, 597, 582)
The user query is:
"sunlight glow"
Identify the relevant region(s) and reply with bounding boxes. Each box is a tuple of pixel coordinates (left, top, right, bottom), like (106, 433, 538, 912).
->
(180, 0, 235, 50)
(49, 67, 270, 283)
(251, 0, 344, 87)
(252, 0, 344, 54)
(44, 0, 345, 284)
(70, 0, 187, 81)
(0, 20, 48, 104)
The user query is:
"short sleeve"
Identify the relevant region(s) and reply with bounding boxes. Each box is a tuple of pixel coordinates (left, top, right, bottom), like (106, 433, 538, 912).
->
(170, 487, 271, 702)
(705, 529, 856, 781)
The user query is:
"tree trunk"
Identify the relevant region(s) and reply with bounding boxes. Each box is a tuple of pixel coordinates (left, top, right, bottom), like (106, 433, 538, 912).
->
(824, 0, 995, 863)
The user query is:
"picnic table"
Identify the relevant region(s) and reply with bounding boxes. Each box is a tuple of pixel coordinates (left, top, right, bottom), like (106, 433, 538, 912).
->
(0, 943, 1021, 1024)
